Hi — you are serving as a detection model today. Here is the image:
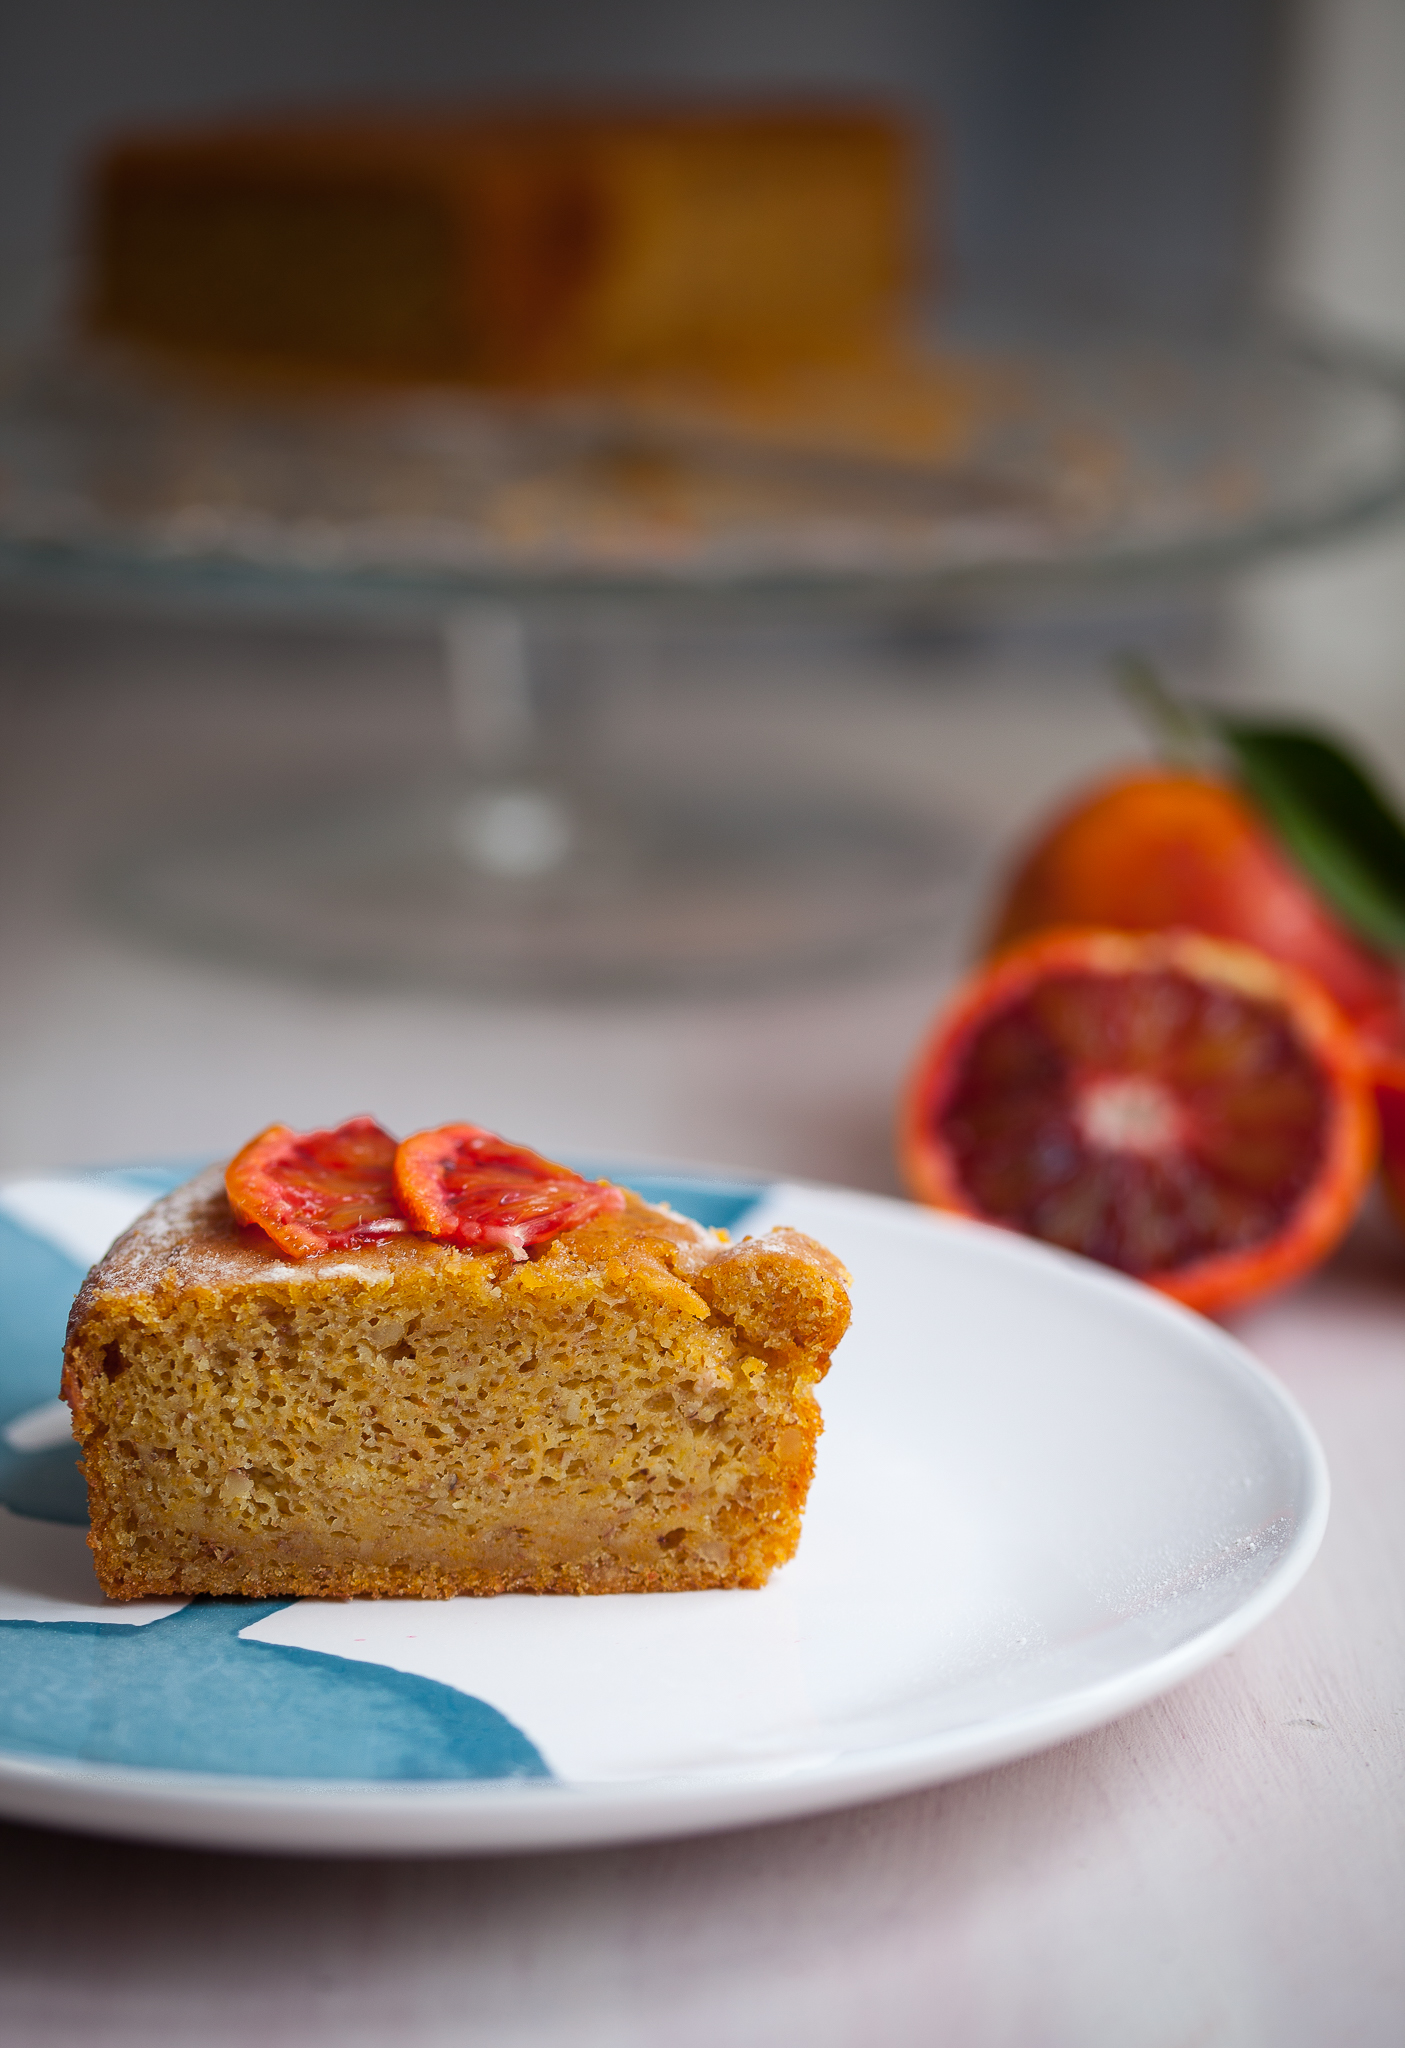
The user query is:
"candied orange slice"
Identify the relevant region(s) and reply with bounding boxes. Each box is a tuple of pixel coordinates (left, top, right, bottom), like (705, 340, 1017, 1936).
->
(395, 1122, 625, 1258)
(226, 1115, 409, 1257)
(899, 928, 1376, 1315)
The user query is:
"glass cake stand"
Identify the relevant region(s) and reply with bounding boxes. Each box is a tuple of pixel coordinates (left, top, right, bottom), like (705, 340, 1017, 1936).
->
(2, 327, 1403, 994)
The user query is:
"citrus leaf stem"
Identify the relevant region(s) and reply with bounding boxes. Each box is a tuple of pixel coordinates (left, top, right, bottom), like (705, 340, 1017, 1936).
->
(1114, 654, 1213, 768)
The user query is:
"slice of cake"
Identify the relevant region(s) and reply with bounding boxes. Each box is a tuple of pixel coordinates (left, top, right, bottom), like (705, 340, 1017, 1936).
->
(61, 1122, 850, 1600)
(87, 105, 916, 388)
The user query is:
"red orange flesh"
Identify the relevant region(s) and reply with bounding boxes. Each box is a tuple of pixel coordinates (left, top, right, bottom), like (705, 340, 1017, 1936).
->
(1365, 1029, 1405, 1227)
(394, 1122, 625, 1259)
(225, 1115, 408, 1257)
(901, 928, 1375, 1314)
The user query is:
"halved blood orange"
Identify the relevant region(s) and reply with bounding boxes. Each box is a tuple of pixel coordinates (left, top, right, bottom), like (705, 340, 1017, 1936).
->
(987, 764, 1405, 1242)
(394, 1123, 625, 1259)
(899, 928, 1376, 1314)
(226, 1115, 408, 1257)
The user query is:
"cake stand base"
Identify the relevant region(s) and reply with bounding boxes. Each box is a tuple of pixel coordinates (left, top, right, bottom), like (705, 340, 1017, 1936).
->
(103, 770, 970, 999)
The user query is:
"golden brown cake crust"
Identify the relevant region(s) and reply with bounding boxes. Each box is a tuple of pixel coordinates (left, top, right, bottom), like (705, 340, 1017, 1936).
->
(87, 106, 913, 388)
(63, 1168, 849, 1602)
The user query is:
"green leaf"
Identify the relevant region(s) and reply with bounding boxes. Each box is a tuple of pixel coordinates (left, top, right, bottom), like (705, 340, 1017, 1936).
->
(1215, 719, 1405, 956)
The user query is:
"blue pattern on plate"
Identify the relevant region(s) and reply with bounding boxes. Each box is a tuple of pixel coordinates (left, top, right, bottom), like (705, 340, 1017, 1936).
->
(0, 1212, 88, 1424)
(0, 1166, 200, 1525)
(0, 1160, 767, 1782)
(0, 1440, 89, 1525)
(0, 1213, 90, 1523)
(572, 1166, 766, 1236)
(0, 1600, 549, 1779)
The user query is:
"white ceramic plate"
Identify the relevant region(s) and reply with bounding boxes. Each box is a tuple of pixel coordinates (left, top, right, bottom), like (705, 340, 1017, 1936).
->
(0, 1165, 1327, 1856)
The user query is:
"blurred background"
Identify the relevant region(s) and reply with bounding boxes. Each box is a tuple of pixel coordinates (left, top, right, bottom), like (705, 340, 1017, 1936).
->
(1, 0, 1402, 1185)
(0, 0, 1287, 346)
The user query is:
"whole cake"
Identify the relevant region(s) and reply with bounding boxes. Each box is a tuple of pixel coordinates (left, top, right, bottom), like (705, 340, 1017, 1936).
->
(61, 1119, 850, 1600)
(87, 106, 915, 387)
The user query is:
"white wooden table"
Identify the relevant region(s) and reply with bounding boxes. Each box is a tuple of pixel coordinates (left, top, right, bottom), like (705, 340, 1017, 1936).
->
(1, 604, 1402, 2047)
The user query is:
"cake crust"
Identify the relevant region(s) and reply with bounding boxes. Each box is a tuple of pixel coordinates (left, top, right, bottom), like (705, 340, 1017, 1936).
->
(63, 1168, 849, 1601)
(88, 107, 913, 387)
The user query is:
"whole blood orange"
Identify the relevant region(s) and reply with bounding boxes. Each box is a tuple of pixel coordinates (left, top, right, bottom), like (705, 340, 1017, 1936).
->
(226, 1115, 408, 1257)
(394, 1122, 625, 1258)
(989, 768, 1404, 1040)
(900, 928, 1375, 1314)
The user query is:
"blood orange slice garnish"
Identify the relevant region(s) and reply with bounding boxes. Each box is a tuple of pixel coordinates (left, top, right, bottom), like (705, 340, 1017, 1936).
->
(394, 1123, 625, 1259)
(899, 928, 1376, 1314)
(226, 1115, 409, 1258)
